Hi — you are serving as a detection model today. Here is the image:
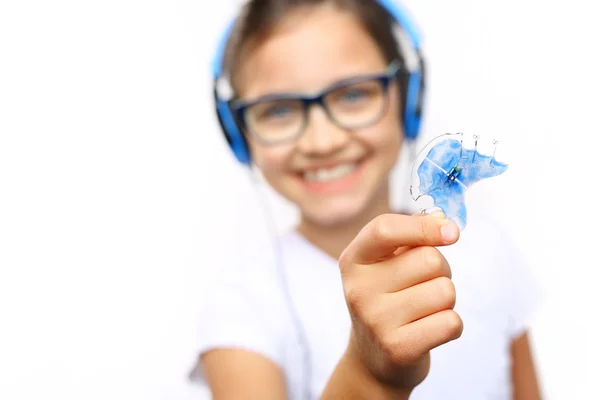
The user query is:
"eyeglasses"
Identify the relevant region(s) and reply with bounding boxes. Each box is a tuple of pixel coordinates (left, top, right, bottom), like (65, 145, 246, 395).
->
(229, 61, 402, 145)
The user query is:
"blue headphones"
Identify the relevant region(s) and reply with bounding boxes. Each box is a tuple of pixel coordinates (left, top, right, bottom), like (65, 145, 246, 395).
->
(211, 0, 426, 165)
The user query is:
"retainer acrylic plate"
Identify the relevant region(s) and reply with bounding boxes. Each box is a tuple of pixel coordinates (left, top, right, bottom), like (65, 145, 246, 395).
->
(409, 132, 508, 231)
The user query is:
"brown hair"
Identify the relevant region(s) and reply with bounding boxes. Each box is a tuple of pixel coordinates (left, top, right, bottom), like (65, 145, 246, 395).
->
(222, 0, 406, 94)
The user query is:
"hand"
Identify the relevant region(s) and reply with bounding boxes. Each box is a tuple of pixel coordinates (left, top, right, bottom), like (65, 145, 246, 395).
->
(338, 212, 463, 391)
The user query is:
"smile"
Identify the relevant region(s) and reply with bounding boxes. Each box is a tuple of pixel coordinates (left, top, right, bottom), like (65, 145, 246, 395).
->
(297, 159, 365, 194)
(303, 162, 358, 182)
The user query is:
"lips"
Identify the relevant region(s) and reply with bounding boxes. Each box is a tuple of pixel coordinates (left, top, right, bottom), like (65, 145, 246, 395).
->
(295, 158, 365, 194)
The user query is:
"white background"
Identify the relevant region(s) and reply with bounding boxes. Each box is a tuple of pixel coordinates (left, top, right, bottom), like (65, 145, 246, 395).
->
(0, 0, 598, 399)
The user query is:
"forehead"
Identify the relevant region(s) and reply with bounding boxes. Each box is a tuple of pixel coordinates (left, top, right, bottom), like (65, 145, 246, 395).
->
(235, 4, 389, 100)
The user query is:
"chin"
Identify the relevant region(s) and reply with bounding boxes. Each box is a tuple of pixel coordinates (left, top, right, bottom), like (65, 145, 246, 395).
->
(299, 195, 373, 228)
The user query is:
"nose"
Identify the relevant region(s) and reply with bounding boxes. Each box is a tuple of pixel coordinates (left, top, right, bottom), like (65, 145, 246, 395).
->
(295, 105, 349, 156)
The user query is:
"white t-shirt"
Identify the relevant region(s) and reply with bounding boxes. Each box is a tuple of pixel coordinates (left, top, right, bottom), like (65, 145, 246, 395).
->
(191, 214, 538, 400)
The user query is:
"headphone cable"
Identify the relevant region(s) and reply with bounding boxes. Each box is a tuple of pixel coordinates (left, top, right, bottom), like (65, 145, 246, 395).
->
(247, 167, 313, 400)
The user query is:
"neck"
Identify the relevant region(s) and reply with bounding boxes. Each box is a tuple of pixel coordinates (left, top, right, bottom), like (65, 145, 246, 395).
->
(296, 184, 396, 260)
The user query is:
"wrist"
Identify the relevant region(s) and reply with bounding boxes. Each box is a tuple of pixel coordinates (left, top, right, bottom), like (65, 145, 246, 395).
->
(321, 341, 413, 400)
(346, 328, 430, 392)
(347, 343, 415, 399)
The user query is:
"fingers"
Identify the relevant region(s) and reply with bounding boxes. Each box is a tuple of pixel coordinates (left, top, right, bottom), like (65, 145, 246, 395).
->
(390, 310, 464, 365)
(384, 277, 457, 327)
(360, 275, 457, 342)
(377, 246, 452, 293)
(340, 213, 459, 266)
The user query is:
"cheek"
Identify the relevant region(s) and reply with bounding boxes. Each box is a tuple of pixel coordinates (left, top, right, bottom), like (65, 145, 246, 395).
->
(357, 116, 403, 159)
(356, 90, 404, 157)
(250, 141, 294, 178)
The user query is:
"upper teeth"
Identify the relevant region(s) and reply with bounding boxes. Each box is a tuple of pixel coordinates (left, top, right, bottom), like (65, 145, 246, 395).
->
(304, 163, 357, 182)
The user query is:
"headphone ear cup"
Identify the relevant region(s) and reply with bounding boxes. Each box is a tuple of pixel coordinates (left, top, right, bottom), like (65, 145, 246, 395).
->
(397, 68, 413, 139)
(399, 57, 425, 140)
(414, 56, 426, 121)
(214, 103, 233, 148)
(213, 88, 251, 165)
(216, 101, 252, 165)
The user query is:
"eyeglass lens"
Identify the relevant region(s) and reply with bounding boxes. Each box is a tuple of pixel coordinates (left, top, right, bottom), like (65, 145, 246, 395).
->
(244, 78, 387, 143)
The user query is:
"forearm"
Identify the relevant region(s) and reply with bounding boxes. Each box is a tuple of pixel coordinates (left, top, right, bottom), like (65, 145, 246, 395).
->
(321, 347, 412, 400)
(511, 331, 542, 400)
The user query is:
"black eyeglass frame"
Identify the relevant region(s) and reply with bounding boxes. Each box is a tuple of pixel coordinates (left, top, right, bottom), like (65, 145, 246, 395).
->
(228, 61, 404, 146)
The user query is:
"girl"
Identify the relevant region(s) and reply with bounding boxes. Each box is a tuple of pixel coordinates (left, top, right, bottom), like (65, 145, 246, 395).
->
(192, 0, 541, 398)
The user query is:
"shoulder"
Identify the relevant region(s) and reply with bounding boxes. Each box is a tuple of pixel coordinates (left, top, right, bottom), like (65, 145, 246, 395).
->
(198, 229, 313, 296)
(196, 231, 290, 320)
(192, 235, 287, 361)
(191, 229, 326, 388)
(193, 230, 311, 360)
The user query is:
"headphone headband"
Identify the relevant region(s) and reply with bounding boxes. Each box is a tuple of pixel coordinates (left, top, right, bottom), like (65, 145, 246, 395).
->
(211, 19, 236, 79)
(212, 0, 426, 165)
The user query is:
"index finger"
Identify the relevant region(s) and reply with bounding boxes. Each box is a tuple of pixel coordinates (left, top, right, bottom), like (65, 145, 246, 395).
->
(340, 213, 460, 266)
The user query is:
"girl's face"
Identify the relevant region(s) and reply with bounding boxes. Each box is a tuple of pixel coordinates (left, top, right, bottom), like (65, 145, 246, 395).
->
(235, 4, 404, 227)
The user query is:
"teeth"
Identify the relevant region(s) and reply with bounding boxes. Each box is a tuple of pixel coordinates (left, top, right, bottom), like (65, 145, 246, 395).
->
(304, 163, 357, 182)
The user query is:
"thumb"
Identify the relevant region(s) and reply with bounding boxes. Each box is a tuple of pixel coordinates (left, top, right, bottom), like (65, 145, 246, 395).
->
(340, 212, 459, 266)
(389, 210, 449, 257)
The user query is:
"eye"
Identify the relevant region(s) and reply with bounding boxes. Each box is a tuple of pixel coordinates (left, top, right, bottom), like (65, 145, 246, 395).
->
(340, 88, 366, 103)
(252, 100, 301, 122)
(264, 104, 291, 118)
